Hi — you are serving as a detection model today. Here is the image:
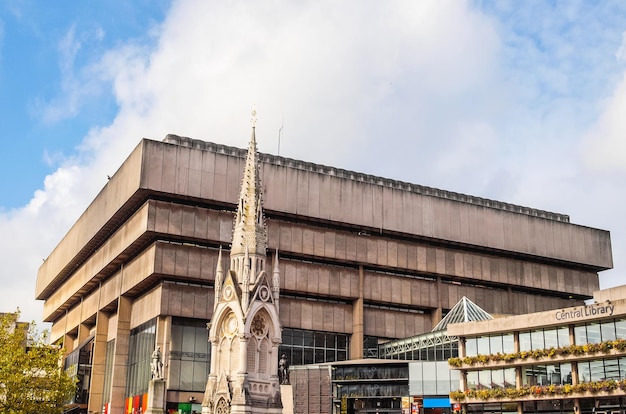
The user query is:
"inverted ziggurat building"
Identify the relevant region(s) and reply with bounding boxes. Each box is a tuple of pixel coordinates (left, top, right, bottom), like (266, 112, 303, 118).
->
(36, 118, 613, 414)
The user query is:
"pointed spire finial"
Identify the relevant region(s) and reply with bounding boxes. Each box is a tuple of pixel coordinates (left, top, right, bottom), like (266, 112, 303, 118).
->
(251, 104, 257, 128)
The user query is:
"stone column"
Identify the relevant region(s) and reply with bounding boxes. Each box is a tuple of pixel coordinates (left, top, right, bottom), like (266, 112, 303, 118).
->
(88, 310, 110, 414)
(239, 334, 249, 373)
(350, 265, 364, 359)
(109, 296, 132, 413)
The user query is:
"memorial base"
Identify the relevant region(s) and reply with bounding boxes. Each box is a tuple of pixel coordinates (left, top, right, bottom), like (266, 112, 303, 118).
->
(145, 379, 166, 414)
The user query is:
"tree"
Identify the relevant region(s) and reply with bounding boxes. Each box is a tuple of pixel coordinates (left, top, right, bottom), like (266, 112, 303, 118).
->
(0, 310, 76, 414)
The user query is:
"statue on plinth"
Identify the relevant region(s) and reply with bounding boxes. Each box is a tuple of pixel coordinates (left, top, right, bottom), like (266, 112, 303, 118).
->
(151, 346, 164, 379)
(278, 354, 289, 385)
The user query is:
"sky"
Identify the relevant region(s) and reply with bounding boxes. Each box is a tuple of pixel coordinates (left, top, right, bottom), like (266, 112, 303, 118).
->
(1, 0, 625, 325)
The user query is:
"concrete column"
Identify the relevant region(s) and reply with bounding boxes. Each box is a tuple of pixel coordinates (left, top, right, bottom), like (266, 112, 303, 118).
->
(88, 310, 110, 414)
(110, 296, 132, 413)
(350, 265, 364, 359)
(432, 277, 442, 328)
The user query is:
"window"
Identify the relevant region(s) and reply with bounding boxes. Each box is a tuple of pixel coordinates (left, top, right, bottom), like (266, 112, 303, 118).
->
(279, 328, 349, 366)
(169, 318, 211, 392)
(126, 319, 156, 397)
(521, 363, 571, 386)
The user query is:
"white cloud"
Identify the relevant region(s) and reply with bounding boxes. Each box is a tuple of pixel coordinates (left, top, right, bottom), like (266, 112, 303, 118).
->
(3, 0, 626, 324)
(582, 72, 626, 170)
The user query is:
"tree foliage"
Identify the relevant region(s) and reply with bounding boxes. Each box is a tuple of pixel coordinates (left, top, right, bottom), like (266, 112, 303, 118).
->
(0, 310, 76, 414)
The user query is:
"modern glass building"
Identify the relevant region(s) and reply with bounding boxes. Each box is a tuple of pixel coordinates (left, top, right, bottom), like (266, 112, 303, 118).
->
(447, 285, 626, 414)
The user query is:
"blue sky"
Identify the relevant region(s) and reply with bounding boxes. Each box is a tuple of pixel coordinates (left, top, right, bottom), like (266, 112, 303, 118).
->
(0, 1, 169, 208)
(1, 0, 625, 324)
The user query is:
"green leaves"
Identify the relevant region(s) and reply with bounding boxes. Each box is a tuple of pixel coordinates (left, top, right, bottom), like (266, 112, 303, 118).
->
(0, 311, 76, 414)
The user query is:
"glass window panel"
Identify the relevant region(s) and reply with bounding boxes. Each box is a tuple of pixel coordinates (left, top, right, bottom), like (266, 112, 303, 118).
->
(578, 361, 591, 383)
(477, 336, 490, 355)
(451, 342, 459, 358)
(180, 360, 194, 390)
(546, 364, 561, 385)
(171, 324, 182, 352)
(182, 326, 195, 353)
(292, 330, 303, 346)
(303, 331, 314, 347)
(491, 369, 504, 388)
(504, 368, 516, 388)
(544, 329, 559, 349)
(337, 335, 347, 349)
(616, 319, 626, 340)
(337, 350, 347, 361)
(589, 360, 604, 381)
(574, 325, 587, 345)
(502, 334, 514, 354)
(326, 333, 336, 348)
(557, 326, 570, 347)
(562, 363, 574, 385)
(314, 332, 325, 348)
(292, 348, 303, 365)
(519, 332, 531, 352)
(619, 357, 626, 380)
(303, 348, 314, 364)
(314, 349, 324, 363)
(193, 361, 208, 391)
(282, 329, 293, 345)
(535, 365, 549, 386)
(478, 370, 491, 389)
(530, 330, 545, 350)
(521, 365, 540, 386)
(466, 371, 478, 390)
(601, 321, 617, 342)
(465, 338, 478, 357)
(490, 336, 503, 354)
(325, 349, 335, 362)
(604, 359, 620, 380)
(586, 323, 601, 344)
(195, 327, 208, 355)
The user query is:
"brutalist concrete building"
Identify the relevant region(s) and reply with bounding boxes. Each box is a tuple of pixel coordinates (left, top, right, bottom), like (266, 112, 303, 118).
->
(35, 132, 612, 414)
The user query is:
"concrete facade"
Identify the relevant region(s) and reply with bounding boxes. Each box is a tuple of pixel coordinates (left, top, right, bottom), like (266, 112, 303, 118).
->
(35, 134, 613, 413)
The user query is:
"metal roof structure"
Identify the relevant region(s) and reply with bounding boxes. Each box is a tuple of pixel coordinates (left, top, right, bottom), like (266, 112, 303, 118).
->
(431, 296, 493, 332)
(378, 296, 493, 360)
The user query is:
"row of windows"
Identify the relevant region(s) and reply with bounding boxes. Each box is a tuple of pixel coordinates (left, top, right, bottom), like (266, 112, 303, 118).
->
(168, 319, 211, 392)
(467, 398, 626, 414)
(575, 319, 626, 345)
(521, 363, 572, 386)
(126, 319, 157, 397)
(120, 320, 349, 396)
(279, 328, 349, 366)
(465, 318, 626, 357)
(466, 358, 626, 390)
(578, 357, 626, 383)
(383, 342, 459, 361)
(467, 368, 516, 390)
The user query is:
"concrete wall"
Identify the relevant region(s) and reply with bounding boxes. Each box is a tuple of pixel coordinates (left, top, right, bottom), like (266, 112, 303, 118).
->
(37, 137, 613, 305)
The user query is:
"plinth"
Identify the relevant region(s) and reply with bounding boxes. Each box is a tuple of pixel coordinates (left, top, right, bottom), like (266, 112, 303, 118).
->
(145, 379, 166, 414)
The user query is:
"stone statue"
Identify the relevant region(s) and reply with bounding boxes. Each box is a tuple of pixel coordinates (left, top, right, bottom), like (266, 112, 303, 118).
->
(278, 354, 289, 385)
(151, 346, 163, 379)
